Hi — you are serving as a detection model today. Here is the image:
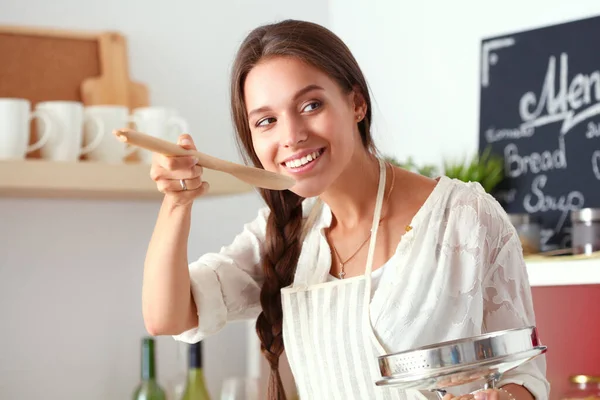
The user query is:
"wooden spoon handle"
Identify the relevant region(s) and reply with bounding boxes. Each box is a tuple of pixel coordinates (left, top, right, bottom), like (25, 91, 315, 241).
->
(115, 129, 230, 171)
(113, 128, 296, 191)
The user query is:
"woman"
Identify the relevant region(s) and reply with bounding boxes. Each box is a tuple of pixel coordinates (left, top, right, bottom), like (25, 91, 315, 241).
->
(141, 19, 549, 400)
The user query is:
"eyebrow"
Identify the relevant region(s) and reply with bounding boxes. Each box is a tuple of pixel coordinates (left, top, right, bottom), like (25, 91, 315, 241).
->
(247, 84, 325, 119)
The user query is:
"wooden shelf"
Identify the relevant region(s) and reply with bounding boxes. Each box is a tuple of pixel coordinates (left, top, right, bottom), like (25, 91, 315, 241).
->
(0, 159, 253, 200)
(526, 255, 600, 287)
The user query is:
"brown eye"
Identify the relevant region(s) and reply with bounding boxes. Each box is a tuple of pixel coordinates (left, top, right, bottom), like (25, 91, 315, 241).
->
(256, 117, 276, 127)
(302, 101, 322, 112)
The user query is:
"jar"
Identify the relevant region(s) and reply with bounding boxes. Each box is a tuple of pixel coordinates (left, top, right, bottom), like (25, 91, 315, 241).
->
(571, 208, 600, 255)
(508, 213, 541, 255)
(561, 375, 600, 399)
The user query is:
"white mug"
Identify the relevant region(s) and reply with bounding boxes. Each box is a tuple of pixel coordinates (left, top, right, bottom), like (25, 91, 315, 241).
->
(83, 105, 137, 163)
(35, 101, 104, 162)
(0, 98, 53, 160)
(131, 106, 189, 164)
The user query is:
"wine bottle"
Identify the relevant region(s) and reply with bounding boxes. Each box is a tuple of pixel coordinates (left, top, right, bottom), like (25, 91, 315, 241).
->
(180, 341, 211, 400)
(133, 337, 167, 400)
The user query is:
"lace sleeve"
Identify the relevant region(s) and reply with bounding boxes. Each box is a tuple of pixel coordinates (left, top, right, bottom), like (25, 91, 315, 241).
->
(173, 207, 269, 343)
(482, 225, 550, 399)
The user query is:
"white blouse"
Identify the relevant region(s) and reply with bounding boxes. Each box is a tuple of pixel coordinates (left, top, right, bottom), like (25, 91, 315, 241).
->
(174, 176, 550, 399)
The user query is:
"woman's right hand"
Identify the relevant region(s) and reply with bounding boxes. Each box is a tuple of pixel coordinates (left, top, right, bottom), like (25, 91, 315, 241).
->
(150, 133, 210, 205)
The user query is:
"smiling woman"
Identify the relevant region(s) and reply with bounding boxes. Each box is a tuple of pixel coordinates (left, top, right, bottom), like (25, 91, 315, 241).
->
(140, 19, 550, 400)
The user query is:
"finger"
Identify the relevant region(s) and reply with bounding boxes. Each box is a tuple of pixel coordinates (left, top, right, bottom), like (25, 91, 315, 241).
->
(196, 180, 210, 196)
(155, 152, 198, 171)
(152, 134, 198, 170)
(157, 178, 203, 193)
(442, 395, 454, 400)
(486, 389, 500, 400)
(157, 177, 207, 194)
(151, 164, 203, 181)
(180, 180, 210, 197)
(487, 390, 499, 400)
(162, 181, 210, 205)
(177, 133, 197, 150)
(474, 390, 494, 400)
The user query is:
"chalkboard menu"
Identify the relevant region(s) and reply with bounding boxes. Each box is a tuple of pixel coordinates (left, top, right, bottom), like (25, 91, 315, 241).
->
(479, 16, 600, 251)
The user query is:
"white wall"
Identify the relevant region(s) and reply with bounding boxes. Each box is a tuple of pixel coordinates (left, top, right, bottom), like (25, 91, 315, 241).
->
(0, 1, 328, 399)
(328, 0, 600, 169)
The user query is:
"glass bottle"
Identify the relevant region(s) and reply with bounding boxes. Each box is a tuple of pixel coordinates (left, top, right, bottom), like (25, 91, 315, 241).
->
(181, 341, 211, 400)
(133, 337, 167, 400)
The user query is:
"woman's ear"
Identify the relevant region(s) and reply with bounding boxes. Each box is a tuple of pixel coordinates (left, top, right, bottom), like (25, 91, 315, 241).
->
(351, 85, 367, 120)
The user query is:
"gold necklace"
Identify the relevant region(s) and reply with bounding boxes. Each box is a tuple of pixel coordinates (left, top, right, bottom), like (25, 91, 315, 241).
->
(330, 163, 396, 279)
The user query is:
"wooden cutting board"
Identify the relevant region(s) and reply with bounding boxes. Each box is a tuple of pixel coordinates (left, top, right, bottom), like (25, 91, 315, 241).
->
(80, 32, 149, 162)
(80, 32, 149, 110)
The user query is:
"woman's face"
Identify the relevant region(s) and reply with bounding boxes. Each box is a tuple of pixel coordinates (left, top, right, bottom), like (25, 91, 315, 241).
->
(244, 56, 366, 198)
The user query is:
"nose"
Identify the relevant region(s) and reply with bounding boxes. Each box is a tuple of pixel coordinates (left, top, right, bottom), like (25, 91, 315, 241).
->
(280, 115, 308, 147)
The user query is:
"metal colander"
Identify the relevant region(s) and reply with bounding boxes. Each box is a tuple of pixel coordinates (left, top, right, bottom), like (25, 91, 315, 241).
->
(375, 326, 547, 398)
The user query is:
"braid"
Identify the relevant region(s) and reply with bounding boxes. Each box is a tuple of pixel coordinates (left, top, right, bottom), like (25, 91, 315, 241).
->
(256, 189, 304, 400)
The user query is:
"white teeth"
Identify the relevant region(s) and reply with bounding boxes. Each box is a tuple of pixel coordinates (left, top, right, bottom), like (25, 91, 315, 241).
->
(285, 149, 322, 169)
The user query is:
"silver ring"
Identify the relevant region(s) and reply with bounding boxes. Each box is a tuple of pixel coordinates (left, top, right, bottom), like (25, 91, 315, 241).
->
(179, 179, 187, 191)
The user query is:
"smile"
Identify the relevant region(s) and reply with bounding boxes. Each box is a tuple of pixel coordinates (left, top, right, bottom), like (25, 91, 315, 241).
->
(283, 148, 325, 169)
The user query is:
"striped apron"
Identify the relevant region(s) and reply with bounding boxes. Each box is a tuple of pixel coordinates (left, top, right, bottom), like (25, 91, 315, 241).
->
(281, 160, 429, 400)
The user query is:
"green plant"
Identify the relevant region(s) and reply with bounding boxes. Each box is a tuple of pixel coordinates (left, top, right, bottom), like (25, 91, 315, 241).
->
(382, 155, 439, 178)
(442, 147, 504, 192)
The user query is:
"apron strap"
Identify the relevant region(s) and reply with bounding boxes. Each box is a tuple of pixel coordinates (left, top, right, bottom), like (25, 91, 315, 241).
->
(364, 158, 387, 277)
(363, 158, 388, 355)
(301, 198, 323, 243)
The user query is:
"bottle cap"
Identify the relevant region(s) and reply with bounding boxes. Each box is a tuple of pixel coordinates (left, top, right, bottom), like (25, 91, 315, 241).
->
(189, 341, 203, 369)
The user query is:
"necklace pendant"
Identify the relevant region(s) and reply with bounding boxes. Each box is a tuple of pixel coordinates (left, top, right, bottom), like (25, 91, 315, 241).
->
(338, 262, 346, 279)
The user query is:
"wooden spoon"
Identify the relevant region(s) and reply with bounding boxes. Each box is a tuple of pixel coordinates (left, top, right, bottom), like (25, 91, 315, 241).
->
(114, 129, 296, 191)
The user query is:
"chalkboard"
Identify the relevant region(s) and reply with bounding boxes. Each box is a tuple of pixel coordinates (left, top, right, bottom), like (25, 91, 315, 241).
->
(479, 16, 600, 251)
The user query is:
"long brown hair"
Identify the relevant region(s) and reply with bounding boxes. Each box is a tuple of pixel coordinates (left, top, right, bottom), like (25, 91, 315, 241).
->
(229, 19, 375, 399)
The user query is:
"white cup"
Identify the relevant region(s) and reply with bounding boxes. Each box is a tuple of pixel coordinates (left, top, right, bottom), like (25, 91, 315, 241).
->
(83, 105, 137, 163)
(131, 106, 189, 164)
(35, 101, 104, 162)
(0, 98, 53, 160)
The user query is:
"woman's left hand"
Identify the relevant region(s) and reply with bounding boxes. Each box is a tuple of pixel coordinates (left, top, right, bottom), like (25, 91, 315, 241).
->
(442, 389, 511, 400)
